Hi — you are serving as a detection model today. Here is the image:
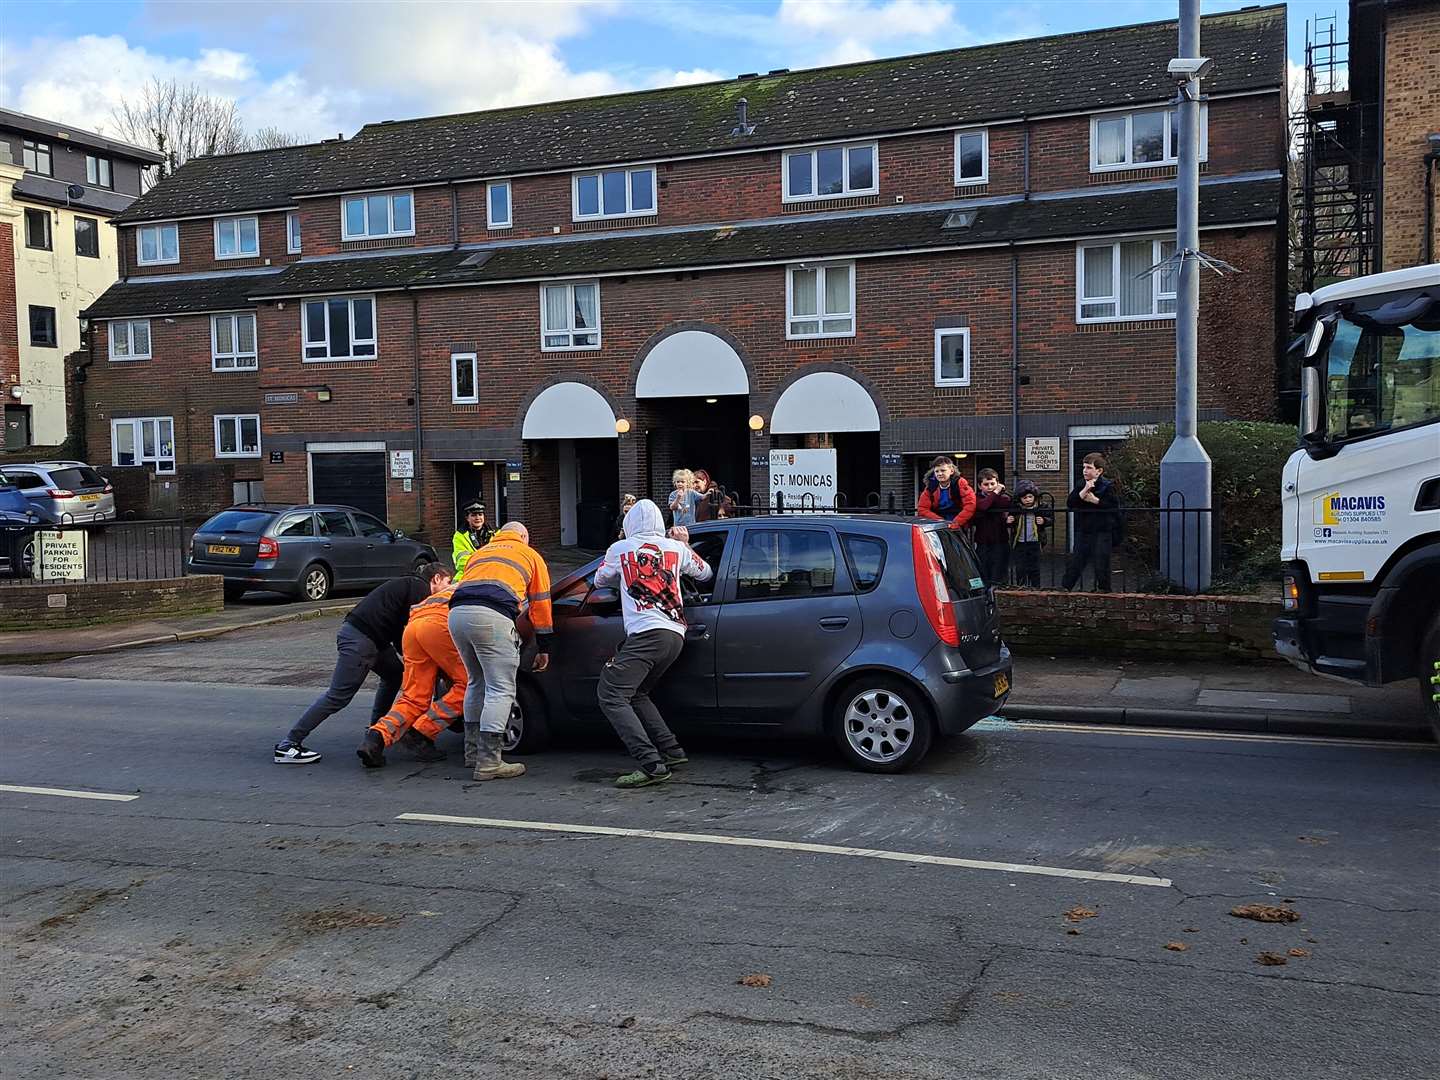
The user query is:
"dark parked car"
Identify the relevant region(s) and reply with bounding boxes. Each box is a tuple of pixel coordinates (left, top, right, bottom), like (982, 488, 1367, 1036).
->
(0, 469, 57, 577)
(187, 503, 439, 601)
(508, 516, 1012, 772)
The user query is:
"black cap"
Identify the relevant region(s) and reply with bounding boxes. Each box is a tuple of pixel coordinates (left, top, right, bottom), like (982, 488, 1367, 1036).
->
(464, 501, 486, 513)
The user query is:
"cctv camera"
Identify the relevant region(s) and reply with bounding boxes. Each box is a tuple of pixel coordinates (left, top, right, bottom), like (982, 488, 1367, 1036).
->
(1167, 56, 1214, 83)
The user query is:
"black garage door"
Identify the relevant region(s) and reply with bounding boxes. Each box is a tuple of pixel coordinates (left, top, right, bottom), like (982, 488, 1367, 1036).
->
(310, 452, 387, 522)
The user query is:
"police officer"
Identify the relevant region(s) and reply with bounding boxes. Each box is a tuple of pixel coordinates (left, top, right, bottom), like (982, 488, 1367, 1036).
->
(452, 500, 493, 572)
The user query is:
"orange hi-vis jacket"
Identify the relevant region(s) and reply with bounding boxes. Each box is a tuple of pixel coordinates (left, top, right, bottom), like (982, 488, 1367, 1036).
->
(369, 585, 466, 747)
(449, 528, 554, 647)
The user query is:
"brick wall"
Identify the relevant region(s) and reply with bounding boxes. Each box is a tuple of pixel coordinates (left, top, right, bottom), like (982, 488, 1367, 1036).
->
(0, 574, 222, 630)
(1381, 2, 1440, 270)
(121, 211, 298, 278)
(998, 588, 1279, 662)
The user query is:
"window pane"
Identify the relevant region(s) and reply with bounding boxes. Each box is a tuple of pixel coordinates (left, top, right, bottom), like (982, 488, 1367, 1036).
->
(455, 356, 476, 398)
(1132, 111, 1165, 163)
(351, 298, 374, 342)
(1082, 245, 1113, 300)
(630, 169, 654, 212)
(1095, 117, 1127, 165)
(822, 265, 851, 316)
(737, 530, 836, 600)
(365, 194, 390, 236)
(816, 147, 845, 195)
(543, 333, 568, 348)
(75, 217, 98, 257)
(786, 153, 812, 197)
(142, 421, 156, 457)
(1080, 301, 1116, 319)
(133, 321, 149, 355)
(842, 535, 886, 591)
(319, 511, 356, 537)
(791, 320, 819, 336)
(345, 198, 365, 237)
(305, 301, 326, 345)
(1118, 240, 1154, 316)
(489, 183, 509, 224)
(958, 133, 984, 179)
(791, 269, 817, 317)
(543, 285, 568, 332)
(847, 145, 874, 190)
(355, 514, 390, 538)
(115, 424, 135, 464)
(821, 317, 852, 334)
(938, 333, 966, 380)
(239, 217, 258, 252)
(112, 324, 130, 357)
(241, 418, 259, 449)
(276, 514, 315, 537)
(238, 314, 256, 354)
(391, 193, 413, 232)
(219, 419, 238, 455)
(577, 174, 599, 216)
(329, 299, 352, 355)
(141, 229, 158, 262)
(161, 226, 178, 261)
(288, 213, 301, 249)
(602, 170, 627, 214)
(215, 316, 233, 354)
(218, 221, 237, 255)
(573, 283, 598, 330)
(1169, 110, 1179, 158)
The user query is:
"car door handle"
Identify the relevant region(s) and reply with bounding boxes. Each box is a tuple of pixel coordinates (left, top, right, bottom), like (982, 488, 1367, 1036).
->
(686, 622, 709, 639)
(819, 616, 850, 630)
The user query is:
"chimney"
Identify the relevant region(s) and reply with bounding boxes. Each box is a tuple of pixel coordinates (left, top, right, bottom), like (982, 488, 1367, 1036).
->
(732, 98, 756, 137)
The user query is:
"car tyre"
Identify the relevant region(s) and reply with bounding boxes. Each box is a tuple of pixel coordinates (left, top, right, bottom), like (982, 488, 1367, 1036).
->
(299, 563, 332, 602)
(507, 679, 551, 755)
(830, 674, 934, 773)
(1420, 609, 1440, 743)
(223, 583, 247, 602)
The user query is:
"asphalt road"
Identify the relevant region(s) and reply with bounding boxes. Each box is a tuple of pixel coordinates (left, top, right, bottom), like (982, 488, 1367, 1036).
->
(2, 658, 1436, 1080)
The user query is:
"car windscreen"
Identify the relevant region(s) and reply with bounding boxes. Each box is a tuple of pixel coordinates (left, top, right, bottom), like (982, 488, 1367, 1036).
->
(200, 510, 274, 535)
(48, 466, 106, 490)
(927, 529, 987, 599)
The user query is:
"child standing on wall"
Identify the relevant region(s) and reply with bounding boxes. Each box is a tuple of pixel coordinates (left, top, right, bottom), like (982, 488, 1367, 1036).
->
(1006, 479, 1048, 588)
(972, 468, 1012, 586)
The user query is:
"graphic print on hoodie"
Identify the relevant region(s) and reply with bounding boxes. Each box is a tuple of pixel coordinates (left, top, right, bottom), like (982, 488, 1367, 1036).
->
(594, 499, 713, 636)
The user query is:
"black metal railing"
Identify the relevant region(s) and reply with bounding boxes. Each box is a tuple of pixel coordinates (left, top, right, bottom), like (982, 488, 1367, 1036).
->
(2, 514, 190, 586)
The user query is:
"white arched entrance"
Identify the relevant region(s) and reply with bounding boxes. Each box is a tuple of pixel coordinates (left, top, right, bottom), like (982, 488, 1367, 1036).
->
(771, 371, 880, 433)
(635, 330, 749, 398)
(522, 382, 618, 546)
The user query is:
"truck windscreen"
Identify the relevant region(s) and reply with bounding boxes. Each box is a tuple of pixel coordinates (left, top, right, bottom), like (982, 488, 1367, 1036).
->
(1321, 316, 1440, 441)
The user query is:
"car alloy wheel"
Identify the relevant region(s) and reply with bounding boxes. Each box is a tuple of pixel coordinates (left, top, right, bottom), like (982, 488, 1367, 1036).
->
(20, 536, 36, 577)
(503, 700, 524, 753)
(843, 686, 917, 765)
(302, 565, 331, 601)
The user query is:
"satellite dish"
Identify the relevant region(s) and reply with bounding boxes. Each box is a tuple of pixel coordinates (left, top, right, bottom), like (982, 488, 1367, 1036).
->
(67, 184, 85, 200)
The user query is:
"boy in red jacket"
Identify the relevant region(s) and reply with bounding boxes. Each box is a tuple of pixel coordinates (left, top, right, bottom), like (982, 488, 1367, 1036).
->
(915, 456, 976, 527)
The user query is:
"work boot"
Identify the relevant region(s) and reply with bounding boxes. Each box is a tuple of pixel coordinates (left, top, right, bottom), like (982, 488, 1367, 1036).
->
(356, 729, 387, 769)
(463, 722, 481, 769)
(399, 729, 447, 763)
(472, 732, 525, 781)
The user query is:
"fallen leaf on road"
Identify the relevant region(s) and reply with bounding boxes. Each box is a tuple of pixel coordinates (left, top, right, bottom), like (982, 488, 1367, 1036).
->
(1230, 904, 1300, 924)
(1065, 928, 1081, 935)
(1164, 942, 1189, 952)
(416, 910, 440, 917)
(738, 974, 772, 988)
(1256, 952, 1288, 966)
(1287, 948, 1310, 958)
(617, 1016, 636, 1029)
(850, 994, 874, 1009)
(1297, 836, 1329, 845)
(1063, 906, 1099, 923)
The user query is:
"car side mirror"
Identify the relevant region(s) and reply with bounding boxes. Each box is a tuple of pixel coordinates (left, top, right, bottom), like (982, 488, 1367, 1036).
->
(392, 530, 405, 540)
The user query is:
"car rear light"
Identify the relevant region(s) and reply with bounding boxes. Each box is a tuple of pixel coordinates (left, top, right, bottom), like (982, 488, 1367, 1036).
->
(1282, 574, 1300, 611)
(911, 526, 959, 646)
(257, 536, 280, 560)
(46, 489, 75, 498)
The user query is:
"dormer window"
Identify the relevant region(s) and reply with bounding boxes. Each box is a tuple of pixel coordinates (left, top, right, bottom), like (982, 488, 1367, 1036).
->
(783, 143, 877, 202)
(342, 190, 415, 240)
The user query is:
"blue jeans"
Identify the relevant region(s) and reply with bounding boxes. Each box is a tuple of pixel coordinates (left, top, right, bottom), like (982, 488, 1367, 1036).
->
(288, 622, 402, 744)
(447, 605, 520, 735)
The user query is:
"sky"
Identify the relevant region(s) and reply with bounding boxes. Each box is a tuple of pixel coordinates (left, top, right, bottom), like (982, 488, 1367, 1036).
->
(0, 1, 1335, 145)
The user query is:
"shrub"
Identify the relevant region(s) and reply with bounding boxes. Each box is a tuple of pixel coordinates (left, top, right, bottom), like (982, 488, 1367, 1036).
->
(1107, 421, 1298, 593)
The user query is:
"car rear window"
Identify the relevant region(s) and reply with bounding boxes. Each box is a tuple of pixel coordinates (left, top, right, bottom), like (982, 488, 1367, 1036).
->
(928, 529, 987, 599)
(840, 534, 886, 592)
(48, 467, 105, 489)
(201, 510, 274, 535)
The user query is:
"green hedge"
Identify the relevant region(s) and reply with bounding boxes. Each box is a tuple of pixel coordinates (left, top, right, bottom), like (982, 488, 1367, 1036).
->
(1107, 421, 1298, 592)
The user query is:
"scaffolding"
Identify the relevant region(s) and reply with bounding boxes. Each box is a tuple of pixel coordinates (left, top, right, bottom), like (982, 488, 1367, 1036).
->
(1292, 14, 1379, 292)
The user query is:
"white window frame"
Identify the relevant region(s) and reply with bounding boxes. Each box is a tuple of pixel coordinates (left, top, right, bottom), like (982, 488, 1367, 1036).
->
(213, 215, 260, 259)
(782, 142, 879, 203)
(110, 416, 175, 474)
(571, 167, 657, 222)
(86, 154, 113, 188)
(211, 312, 258, 371)
(136, 222, 180, 266)
(486, 181, 512, 229)
(341, 190, 415, 241)
(785, 262, 856, 340)
(451, 352, 479, 403)
(539, 281, 602, 352)
(286, 212, 302, 254)
(933, 328, 971, 387)
(1089, 105, 1208, 173)
(108, 319, 152, 362)
(302, 295, 378, 362)
(214, 414, 262, 459)
(1075, 235, 1178, 324)
(953, 129, 988, 186)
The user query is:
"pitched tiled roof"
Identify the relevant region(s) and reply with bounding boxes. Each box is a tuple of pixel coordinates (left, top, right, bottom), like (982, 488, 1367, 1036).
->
(81, 271, 282, 320)
(109, 141, 341, 225)
(297, 6, 1285, 195)
(247, 177, 1280, 298)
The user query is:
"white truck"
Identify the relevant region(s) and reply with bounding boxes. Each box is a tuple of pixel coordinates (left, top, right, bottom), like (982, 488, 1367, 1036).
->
(1273, 263, 1440, 738)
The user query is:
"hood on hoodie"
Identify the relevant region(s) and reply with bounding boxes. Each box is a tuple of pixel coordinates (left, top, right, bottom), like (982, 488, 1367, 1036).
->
(623, 498, 666, 539)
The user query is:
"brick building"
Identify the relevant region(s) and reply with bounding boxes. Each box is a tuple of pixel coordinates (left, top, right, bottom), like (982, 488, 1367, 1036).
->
(83, 6, 1287, 548)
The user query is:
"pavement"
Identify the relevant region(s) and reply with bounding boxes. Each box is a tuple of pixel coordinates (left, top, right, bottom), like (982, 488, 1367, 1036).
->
(1, 674, 1435, 1079)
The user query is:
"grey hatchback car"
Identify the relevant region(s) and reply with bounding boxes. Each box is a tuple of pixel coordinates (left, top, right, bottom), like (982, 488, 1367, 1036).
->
(510, 515, 1012, 773)
(188, 503, 439, 601)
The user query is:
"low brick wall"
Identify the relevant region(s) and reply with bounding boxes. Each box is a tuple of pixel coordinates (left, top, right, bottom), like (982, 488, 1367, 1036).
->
(0, 575, 223, 631)
(997, 589, 1280, 662)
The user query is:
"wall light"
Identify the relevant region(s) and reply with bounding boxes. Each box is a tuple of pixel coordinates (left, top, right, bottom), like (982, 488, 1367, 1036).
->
(615, 417, 631, 434)
(748, 414, 765, 432)
(316, 386, 332, 402)
(472, 461, 486, 466)
(704, 397, 718, 404)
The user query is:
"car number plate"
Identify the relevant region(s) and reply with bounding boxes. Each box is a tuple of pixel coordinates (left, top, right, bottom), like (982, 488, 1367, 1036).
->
(79, 494, 100, 503)
(993, 672, 1010, 697)
(208, 544, 241, 556)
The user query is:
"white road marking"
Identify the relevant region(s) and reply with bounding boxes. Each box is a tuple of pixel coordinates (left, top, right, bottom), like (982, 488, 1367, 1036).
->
(396, 812, 1170, 888)
(0, 783, 139, 802)
(979, 717, 1434, 750)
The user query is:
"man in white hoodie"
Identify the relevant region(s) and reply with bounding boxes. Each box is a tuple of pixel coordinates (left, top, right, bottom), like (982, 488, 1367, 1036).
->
(593, 498, 713, 788)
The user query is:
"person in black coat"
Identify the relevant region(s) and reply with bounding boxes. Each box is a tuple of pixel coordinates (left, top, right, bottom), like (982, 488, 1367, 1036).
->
(1061, 453, 1120, 592)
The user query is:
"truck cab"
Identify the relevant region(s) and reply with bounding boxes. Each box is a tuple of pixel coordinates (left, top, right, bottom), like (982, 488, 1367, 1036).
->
(1274, 264, 1440, 737)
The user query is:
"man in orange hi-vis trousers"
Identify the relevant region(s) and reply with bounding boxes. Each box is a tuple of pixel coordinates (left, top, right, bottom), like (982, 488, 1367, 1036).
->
(355, 586, 465, 769)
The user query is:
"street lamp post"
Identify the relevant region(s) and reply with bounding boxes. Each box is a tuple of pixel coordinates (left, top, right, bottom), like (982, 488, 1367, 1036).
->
(1159, 0, 1213, 592)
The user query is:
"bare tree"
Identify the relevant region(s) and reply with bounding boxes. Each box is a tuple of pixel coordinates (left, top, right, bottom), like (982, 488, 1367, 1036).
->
(247, 126, 302, 150)
(110, 78, 252, 180)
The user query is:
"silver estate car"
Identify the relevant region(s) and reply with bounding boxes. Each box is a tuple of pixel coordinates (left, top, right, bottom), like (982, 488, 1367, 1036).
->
(1, 461, 115, 524)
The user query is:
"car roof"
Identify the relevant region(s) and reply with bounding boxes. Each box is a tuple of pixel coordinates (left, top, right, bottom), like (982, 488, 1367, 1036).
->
(218, 502, 369, 514)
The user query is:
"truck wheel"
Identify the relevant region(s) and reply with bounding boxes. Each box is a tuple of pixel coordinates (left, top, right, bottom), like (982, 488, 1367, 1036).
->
(1421, 611, 1440, 743)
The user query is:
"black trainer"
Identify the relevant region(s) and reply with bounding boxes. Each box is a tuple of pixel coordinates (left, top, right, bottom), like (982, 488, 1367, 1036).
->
(274, 741, 321, 765)
(356, 730, 387, 769)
